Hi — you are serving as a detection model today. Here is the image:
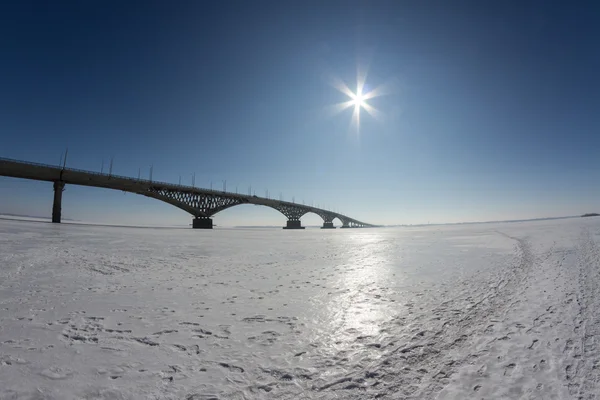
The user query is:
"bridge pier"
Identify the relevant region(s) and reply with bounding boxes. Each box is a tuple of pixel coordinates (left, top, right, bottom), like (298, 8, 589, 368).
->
(341, 225, 351, 229)
(192, 217, 213, 229)
(321, 222, 335, 229)
(52, 181, 65, 223)
(283, 220, 305, 229)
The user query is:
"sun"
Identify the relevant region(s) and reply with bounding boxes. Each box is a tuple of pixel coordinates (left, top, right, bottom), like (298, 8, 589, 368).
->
(325, 69, 392, 135)
(351, 91, 366, 109)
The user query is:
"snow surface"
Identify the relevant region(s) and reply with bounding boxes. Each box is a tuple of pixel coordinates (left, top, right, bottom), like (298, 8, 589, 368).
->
(1, 217, 600, 399)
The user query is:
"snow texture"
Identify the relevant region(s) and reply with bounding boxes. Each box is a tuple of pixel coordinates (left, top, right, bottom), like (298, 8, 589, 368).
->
(1, 217, 600, 399)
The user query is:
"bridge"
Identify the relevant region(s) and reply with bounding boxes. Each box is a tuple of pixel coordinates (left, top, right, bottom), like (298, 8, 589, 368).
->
(0, 158, 377, 229)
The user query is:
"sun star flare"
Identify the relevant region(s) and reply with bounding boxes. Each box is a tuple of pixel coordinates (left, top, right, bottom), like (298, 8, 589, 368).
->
(325, 72, 391, 135)
(351, 91, 366, 109)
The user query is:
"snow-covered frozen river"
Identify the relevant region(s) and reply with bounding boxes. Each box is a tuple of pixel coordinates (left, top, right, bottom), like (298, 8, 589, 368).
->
(1, 217, 600, 399)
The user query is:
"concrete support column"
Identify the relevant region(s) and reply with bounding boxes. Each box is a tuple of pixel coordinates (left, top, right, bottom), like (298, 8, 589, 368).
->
(283, 220, 305, 229)
(341, 225, 351, 229)
(321, 222, 335, 229)
(192, 217, 213, 229)
(52, 181, 65, 223)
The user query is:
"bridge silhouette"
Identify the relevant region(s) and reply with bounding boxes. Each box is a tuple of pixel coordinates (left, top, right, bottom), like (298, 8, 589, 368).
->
(0, 158, 377, 229)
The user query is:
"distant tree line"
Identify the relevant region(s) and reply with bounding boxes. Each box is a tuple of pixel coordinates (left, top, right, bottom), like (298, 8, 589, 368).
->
(582, 213, 600, 217)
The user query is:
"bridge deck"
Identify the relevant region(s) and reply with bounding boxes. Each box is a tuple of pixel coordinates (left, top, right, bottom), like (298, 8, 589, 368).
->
(0, 158, 377, 228)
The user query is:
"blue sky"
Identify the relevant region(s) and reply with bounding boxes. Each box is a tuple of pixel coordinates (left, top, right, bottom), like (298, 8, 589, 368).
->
(1, 1, 599, 226)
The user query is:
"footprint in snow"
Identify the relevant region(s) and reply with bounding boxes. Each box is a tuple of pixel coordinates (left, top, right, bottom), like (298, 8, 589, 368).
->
(40, 366, 74, 380)
(218, 362, 244, 373)
(504, 363, 516, 376)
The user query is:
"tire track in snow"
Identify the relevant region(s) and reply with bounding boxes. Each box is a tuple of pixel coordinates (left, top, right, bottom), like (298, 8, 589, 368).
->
(570, 228, 600, 398)
(411, 234, 539, 398)
(312, 232, 538, 399)
(432, 226, 600, 400)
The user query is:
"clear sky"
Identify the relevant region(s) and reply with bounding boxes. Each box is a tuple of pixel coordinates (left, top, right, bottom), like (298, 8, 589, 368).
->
(1, 1, 599, 227)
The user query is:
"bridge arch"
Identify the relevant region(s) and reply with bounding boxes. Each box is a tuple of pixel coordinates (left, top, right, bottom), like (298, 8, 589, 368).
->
(142, 189, 358, 229)
(142, 191, 208, 218)
(261, 205, 342, 229)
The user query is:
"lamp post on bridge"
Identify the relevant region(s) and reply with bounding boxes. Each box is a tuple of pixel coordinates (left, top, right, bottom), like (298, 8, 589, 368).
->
(58, 148, 68, 169)
(222, 180, 226, 192)
(192, 173, 195, 188)
(62, 148, 68, 170)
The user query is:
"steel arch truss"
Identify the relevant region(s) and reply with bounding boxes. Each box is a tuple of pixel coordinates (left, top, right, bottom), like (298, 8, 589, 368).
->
(147, 187, 248, 217)
(143, 186, 376, 228)
(271, 203, 310, 221)
(337, 216, 351, 227)
(343, 219, 368, 228)
(313, 210, 338, 224)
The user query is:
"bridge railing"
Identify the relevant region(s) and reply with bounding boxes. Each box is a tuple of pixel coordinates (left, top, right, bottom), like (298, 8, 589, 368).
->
(0, 157, 285, 201)
(0, 157, 65, 171)
(0, 157, 137, 181)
